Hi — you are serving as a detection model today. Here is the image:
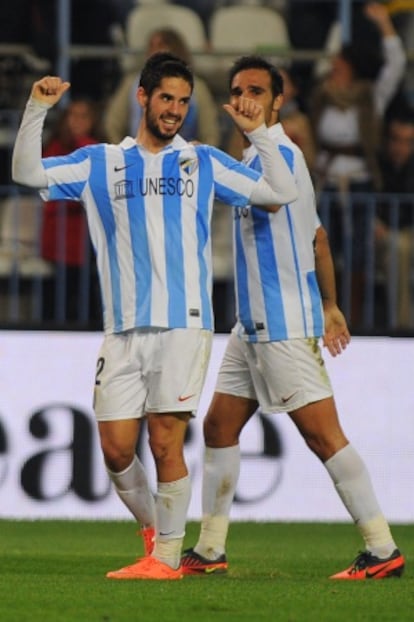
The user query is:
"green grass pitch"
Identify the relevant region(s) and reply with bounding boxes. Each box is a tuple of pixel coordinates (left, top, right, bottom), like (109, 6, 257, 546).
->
(1, 520, 412, 622)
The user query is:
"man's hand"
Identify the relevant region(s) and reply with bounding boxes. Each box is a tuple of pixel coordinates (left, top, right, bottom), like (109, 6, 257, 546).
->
(223, 97, 266, 134)
(31, 76, 71, 106)
(322, 304, 351, 357)
(364, 2, 395, 36)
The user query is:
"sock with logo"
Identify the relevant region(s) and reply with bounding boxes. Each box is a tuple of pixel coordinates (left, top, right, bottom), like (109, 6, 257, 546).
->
(153, 475, 191, 569)
(107, 455, 155, 527)
(325, 443, 396, 557)
(194, 445, 240, 560)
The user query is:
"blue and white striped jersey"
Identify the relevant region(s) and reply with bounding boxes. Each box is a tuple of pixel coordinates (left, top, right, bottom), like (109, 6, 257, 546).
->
(233, 123, 324, 342)
(40, 134, 261, 334)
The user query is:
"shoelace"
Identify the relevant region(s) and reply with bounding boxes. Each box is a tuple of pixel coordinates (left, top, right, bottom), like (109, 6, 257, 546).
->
(351, 551, 373, 572)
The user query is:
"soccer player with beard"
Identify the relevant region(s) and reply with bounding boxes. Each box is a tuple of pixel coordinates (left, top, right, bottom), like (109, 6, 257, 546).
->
(12, 53, 297, 580)
(181, 55, 405, 581)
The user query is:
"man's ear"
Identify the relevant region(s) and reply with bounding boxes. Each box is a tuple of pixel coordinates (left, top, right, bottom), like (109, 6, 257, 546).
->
(272, 93, 284, 113)
(136, 86, 148, 108)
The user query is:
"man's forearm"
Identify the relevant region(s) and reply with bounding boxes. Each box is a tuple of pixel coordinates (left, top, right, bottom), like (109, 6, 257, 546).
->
(12, 98, 49, 188)
(248, 125, 298, 207)
(315, 226, 337, 305)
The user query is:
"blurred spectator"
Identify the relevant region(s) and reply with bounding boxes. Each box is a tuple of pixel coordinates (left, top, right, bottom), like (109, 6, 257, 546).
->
(378, 109, 414, 194)
(310, 3, 405, 194)
(104, 27, 220, 146)
(314, 1, 414, 105)
(375, 106, 414, 329)
(41, 99, 103, 325)
(308, 2, 406, 324)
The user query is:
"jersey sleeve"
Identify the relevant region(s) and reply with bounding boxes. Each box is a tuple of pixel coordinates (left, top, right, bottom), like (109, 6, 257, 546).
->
(208, 146, 262, 207)
(12, 96, 93, 202)
(247, 125, 297, 206)
(12, 98, 50, 188)
(207, 129, 297, 209)
(40, 147, 92, 202)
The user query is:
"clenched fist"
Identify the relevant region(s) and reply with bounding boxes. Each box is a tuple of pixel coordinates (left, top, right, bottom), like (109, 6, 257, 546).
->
(31, 76, 71, 106)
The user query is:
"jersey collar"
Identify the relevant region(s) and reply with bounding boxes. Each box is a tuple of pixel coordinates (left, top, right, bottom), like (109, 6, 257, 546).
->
(120, 134, 188, 153)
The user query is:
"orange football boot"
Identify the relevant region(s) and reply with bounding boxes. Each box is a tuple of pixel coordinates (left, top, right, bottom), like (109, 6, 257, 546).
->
(106, 556, 183, 580)
(330, 549, 405, 580)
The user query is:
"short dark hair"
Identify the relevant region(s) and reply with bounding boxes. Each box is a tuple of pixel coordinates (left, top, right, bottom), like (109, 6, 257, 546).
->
(139, 52, 194, 97)
(228, 55, 284, 98)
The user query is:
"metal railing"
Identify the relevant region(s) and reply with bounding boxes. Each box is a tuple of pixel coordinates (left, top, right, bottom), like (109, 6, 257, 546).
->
(0, 188, 413, 335)
(319, 190, 414, 334)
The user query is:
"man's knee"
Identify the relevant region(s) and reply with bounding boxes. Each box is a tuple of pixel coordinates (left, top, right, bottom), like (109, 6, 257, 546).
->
(204, 394, 257, 447)
(147, 413, 188, 466)
(203, 409, 242, 447)
(302, 432, 349, 462)
(101, 438, 136, 472)
(99, 424, 137, 472)
(289, 399, 348, 462)
(149, 435, 175, 463)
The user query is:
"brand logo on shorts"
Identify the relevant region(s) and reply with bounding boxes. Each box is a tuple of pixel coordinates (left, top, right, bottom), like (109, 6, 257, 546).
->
(281, 393, 296, 404)
(178, 394, 195, 402)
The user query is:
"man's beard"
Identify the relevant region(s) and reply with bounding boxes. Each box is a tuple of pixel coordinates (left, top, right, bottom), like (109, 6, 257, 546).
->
(145, 108, 183, 142)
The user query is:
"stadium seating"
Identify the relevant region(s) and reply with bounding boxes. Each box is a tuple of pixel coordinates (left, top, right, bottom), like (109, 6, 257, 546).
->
(124, 4, 207, 54)
(0, 195, 52, 278)
(209, 6, 290, 54)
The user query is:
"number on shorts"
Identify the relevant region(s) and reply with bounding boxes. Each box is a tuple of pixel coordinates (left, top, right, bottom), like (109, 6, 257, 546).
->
(95, 357, 105, 386)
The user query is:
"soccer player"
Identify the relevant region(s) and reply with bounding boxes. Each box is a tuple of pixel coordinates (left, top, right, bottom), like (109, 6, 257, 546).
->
(11, 53, 297, 580)
(181, 56, 405, 580)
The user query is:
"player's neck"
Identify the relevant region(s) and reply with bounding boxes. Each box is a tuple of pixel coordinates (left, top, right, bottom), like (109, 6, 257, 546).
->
(135, 128, 173, 154)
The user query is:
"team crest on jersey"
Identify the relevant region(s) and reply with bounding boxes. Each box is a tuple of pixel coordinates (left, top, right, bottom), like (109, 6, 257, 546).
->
(179, 157, 198, 176)
(114, 179, 134, 200)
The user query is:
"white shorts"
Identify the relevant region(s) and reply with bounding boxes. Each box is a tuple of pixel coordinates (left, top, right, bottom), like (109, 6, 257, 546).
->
(215, 332, 333, 414)
(94, 328, 212, 422)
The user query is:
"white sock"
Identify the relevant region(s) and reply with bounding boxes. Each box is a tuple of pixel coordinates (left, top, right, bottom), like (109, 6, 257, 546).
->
(195, 445, 240, 560)
(325, 444, 396, 557)
(107, 455, 155, 527)
(153, 475, 191, 569)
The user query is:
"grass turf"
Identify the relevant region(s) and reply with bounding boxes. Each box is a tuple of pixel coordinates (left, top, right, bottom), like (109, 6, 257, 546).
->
(1, 520, 412, 622)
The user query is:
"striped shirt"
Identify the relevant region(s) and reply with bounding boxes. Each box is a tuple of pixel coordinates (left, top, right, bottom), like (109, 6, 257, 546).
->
(40, 135, 262, 334)
(233, 123, 324, 342)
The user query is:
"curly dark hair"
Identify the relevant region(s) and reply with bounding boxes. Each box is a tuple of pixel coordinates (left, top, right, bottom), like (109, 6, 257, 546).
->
(139, 51, 194, 97)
